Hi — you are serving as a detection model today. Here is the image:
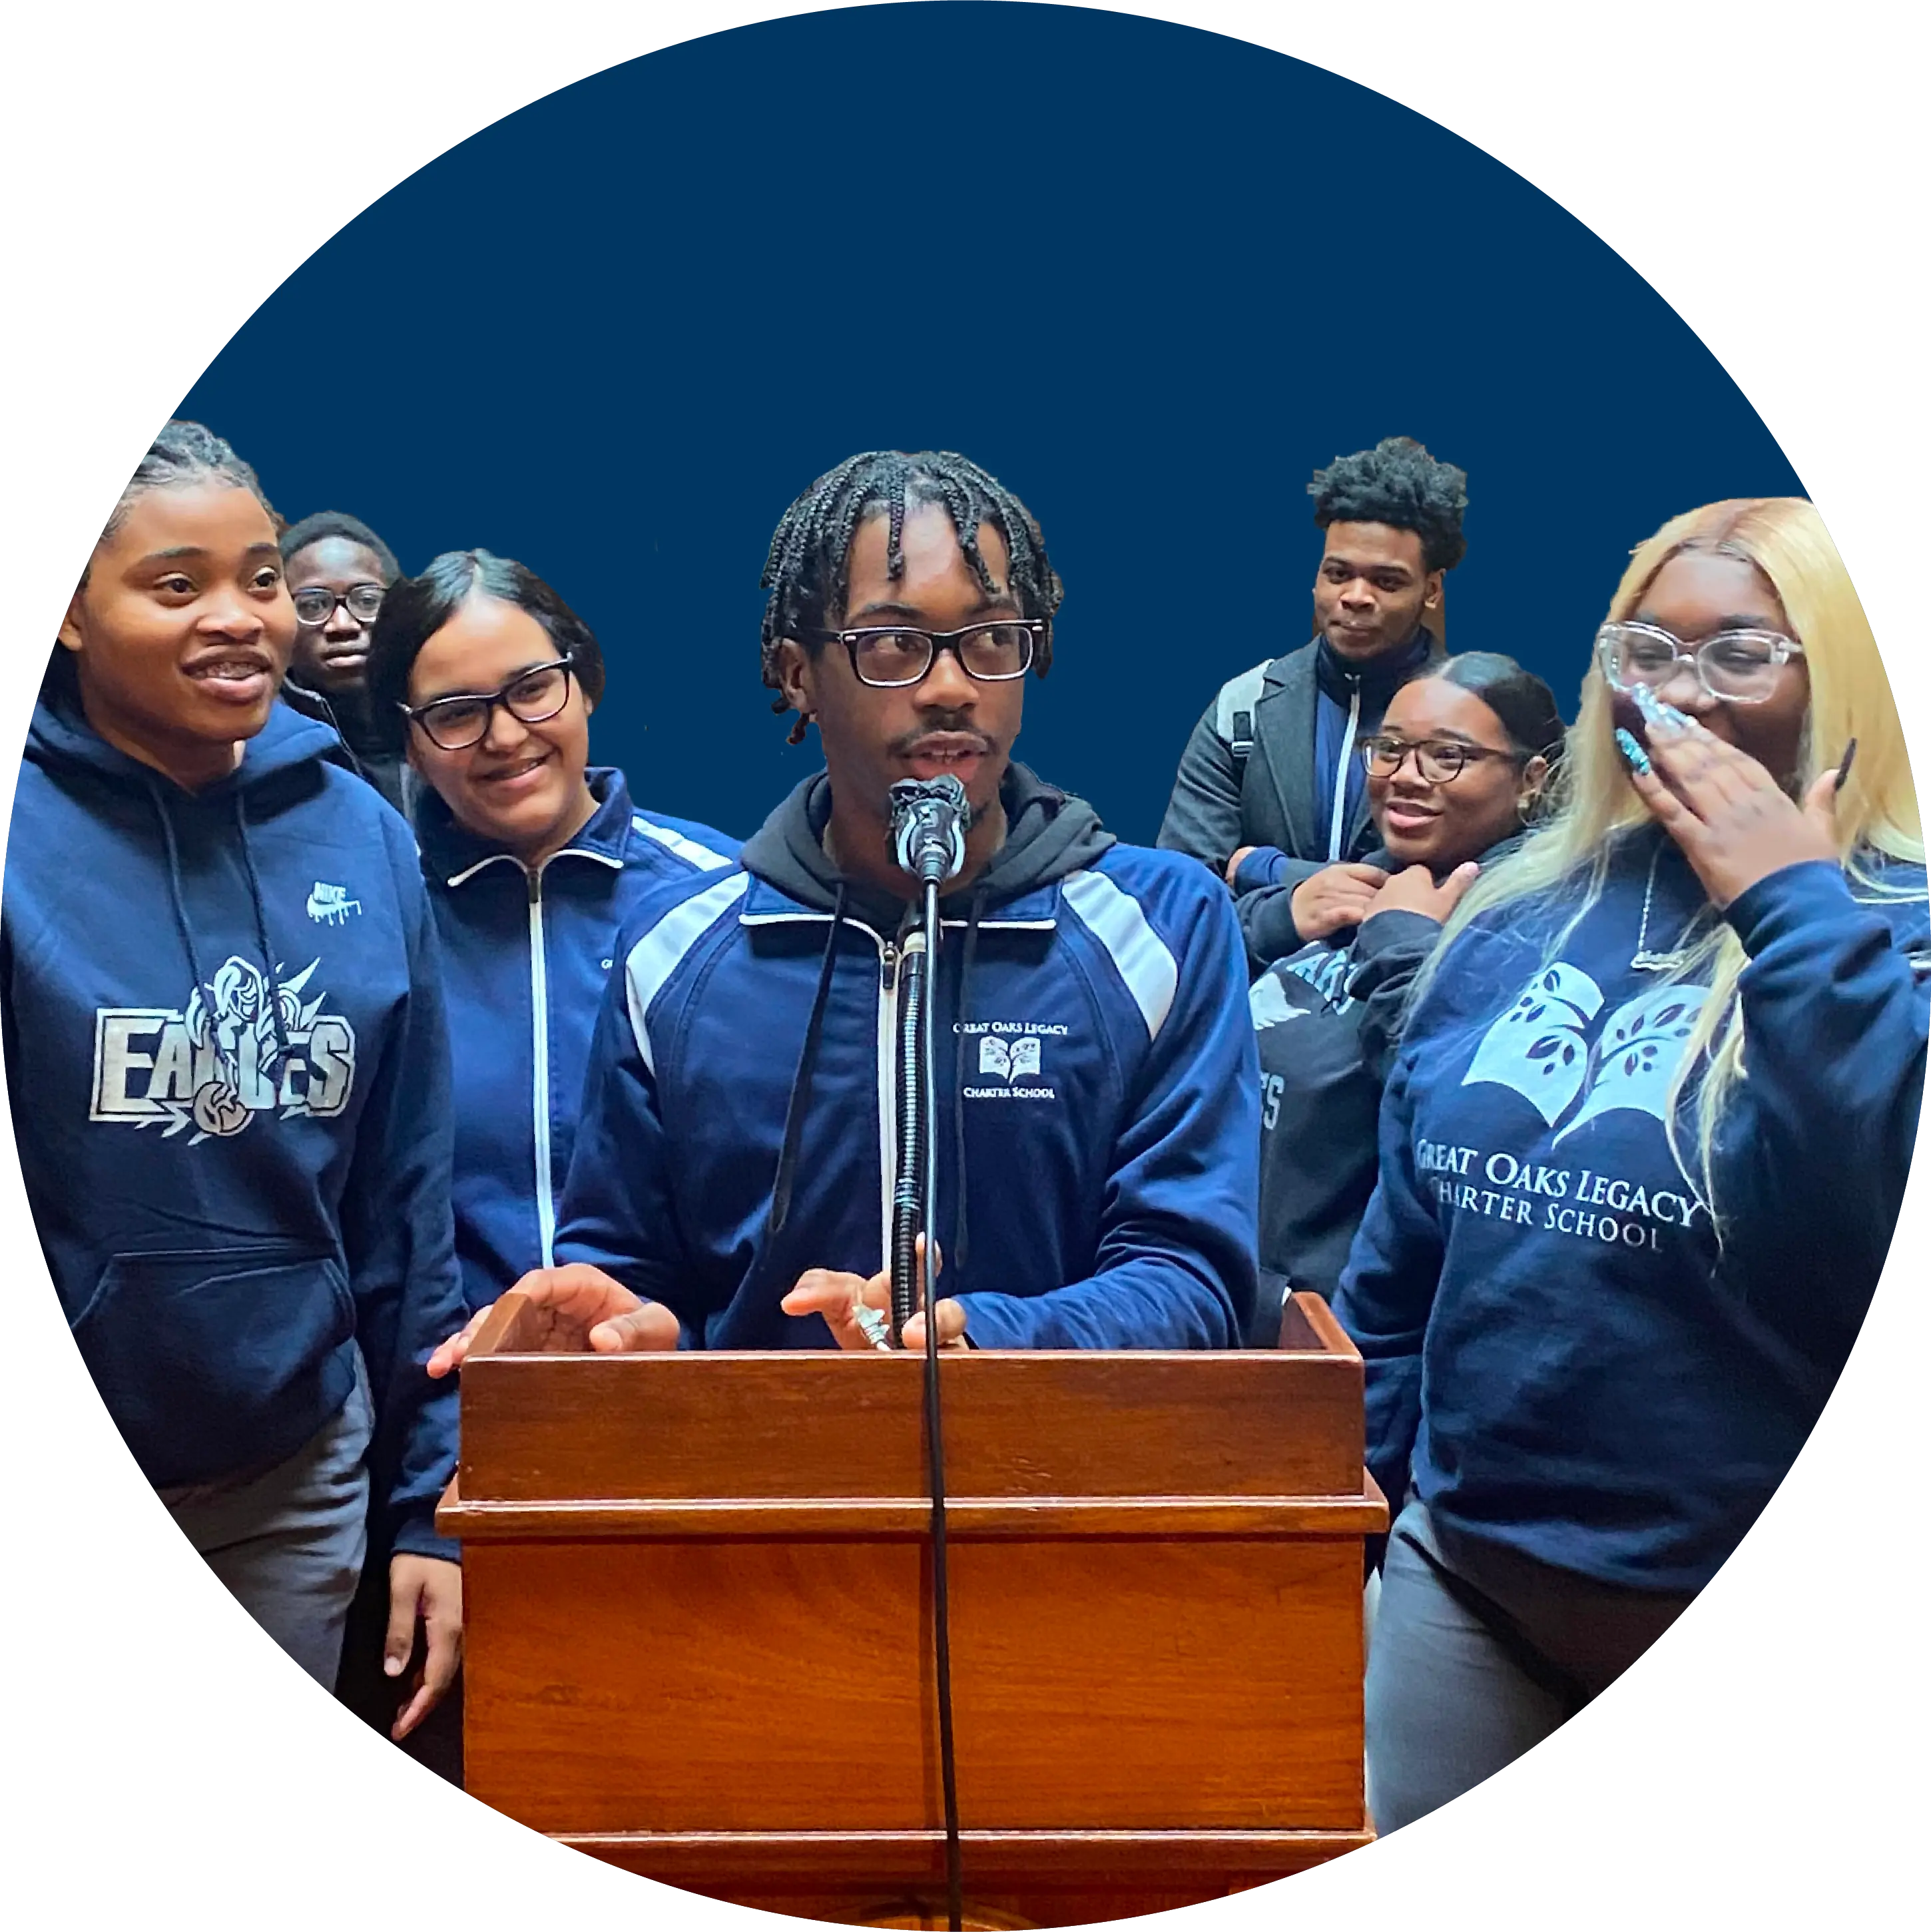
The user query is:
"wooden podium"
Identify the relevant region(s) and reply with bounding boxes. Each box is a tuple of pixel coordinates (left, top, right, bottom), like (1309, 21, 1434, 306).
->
(437, 1293, 1386, 1926)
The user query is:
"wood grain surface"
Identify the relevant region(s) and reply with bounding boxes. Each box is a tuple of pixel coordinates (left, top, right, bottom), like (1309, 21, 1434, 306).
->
(443, 1292, 1384, 1922)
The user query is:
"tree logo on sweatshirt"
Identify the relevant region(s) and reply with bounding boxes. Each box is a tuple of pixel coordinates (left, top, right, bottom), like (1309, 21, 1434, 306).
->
(1462, 964, 1709, 1140)
(90, 956, 357, 1145)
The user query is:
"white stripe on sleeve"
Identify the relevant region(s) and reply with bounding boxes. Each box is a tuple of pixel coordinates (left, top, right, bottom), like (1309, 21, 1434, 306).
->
(1060, 867, 1179, 1043)
(633, 814, 736, 872)
(623, 870, 749, 1074)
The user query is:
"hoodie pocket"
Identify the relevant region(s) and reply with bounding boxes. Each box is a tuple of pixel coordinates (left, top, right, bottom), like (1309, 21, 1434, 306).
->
(71, 1244, 358, 1488)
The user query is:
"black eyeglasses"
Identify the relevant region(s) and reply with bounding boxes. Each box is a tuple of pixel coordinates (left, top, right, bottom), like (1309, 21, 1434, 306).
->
(400, 657, 576, 751)
(1359, 735, 1522, 784)
(798, 619, 1045, 689)
(292, 582, 385, 627)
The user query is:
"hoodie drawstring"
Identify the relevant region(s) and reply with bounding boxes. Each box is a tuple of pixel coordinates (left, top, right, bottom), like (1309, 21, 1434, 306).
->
(234, 791, 291, 1065)
(949, 888, 987, 1281)
(768, 882, 848, 1236)
(148, 784, 212, 1018)
(146, 781, 290, 1070)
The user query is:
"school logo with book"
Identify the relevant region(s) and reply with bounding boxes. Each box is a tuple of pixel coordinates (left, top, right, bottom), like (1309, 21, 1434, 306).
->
(90, 956, 357, 1145)
(959, 1020, 1063, 1101)
(1462, 964, 1709, 1140)
(978, 1034, 1043, 1083)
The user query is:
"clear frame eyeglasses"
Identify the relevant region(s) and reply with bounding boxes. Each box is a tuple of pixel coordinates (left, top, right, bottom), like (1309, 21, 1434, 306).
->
(1596, 621, 1806, 704)
(400, 657, 577, 752)
(1358, 735, 1522, 784)
(292, 583, 385, 628)
(798, 619, 1045, 689)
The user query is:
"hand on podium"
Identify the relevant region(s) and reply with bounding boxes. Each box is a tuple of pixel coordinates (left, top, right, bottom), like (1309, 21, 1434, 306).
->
(425, 1264, 681, 1377)
(782, 1236, 969, 1351)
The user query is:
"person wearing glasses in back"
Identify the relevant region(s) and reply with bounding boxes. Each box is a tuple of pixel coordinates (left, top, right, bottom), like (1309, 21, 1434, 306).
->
(1332, 499, 1926, 1829)
(279, 511, 410, 813)
(345, 550, 738, 1766)
(1247, 654, 1561, 1345)
(426, 451, 1258, 1369)
(1159, 438, 1464, 974)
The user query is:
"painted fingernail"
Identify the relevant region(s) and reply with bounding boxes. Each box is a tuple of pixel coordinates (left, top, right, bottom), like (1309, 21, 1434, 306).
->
(1835, 737, 1858, 793)
(1615, 728, 1653, 776)
(1631, 684, 1689, 732)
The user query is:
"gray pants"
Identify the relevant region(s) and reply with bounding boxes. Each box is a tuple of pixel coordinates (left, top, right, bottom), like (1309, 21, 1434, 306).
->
(158, 1356, 374, 1688)
(1366, 1499, 1693, 1833)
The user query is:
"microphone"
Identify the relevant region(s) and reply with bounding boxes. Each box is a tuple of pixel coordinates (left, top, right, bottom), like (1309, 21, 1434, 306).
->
(889, 775, 971, 886)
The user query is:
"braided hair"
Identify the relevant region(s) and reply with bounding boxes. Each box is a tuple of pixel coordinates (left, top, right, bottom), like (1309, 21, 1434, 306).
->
(83, 420, 279, 583)
(758, 451, 1064, 732)
(1309, 436, 1469, 574)
(53, 421, 281, 699)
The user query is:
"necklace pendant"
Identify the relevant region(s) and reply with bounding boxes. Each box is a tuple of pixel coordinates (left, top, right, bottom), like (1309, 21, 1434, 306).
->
(1630, 948, 1693, 973)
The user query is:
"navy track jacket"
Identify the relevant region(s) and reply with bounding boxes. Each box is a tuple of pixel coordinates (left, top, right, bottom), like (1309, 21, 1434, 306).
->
(5, 695, 468, 1559)
(415, 767, 738, 1312)
(555, 765, 1261, 1349)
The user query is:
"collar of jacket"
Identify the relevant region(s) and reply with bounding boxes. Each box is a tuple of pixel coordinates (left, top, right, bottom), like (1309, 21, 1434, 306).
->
(1312, 629, 1439, 705)
(734, 870, 1063, 931)
(417, 765, 637, 886)
(276, 680, 369, 782)
(737, 760, 1115, 934)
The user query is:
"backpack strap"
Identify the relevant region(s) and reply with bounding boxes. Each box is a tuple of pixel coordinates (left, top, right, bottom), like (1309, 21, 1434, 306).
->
(1213, 659, 1272, 771)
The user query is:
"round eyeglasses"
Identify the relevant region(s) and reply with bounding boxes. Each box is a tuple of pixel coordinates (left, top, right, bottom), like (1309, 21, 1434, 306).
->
(799, 619, 1045, 689)
(400, 658, 576, 752)
(292, 582, 385, 628)
(1358, 735, 1521, 784)
(1596, 621, 1805, 704)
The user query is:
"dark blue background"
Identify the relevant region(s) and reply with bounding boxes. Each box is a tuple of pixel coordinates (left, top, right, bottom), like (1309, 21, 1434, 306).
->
(180, 3, 1799, 847)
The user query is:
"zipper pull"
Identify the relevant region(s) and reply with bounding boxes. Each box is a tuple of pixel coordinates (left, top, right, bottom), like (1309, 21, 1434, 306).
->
(880, 941, 900, 996)
(527, 869, 541, 906)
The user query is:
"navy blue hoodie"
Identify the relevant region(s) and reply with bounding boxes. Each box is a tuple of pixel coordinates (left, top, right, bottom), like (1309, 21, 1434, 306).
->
(1251, 834, 1525, 1335)
(415, 767, 738, 1312)
(1334, 828, 1929, 1591)
(3, 695, 467, 1559)
(556, 765, 1260, 1349)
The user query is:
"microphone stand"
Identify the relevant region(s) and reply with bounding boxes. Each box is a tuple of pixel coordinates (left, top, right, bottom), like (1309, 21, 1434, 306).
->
(885, 783, 966, 1932)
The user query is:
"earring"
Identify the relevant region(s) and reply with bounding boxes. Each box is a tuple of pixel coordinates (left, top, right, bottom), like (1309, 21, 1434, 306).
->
(785, 712, 812, 747)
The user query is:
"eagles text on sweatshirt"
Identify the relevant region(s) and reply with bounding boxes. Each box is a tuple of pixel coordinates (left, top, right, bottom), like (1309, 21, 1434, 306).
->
(5, 695, 467, 1558)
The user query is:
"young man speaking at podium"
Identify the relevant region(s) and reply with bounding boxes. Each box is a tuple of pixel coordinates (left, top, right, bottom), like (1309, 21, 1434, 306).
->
(430, 451, 1258, 1367)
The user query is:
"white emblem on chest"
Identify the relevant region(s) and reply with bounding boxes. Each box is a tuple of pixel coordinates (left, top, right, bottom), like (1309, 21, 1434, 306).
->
(1463, 964, 1709, 1139)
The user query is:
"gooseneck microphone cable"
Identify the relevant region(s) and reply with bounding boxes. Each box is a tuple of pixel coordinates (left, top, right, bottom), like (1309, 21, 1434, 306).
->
(886, 777, 968, 1932)
(921, 870, 963, 1932)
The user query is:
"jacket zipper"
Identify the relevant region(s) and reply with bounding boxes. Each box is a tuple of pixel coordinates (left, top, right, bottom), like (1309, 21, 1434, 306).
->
(1328, 675, 1362, 862)
(527, 868, 557, 1267)
(876, 938, 900, 1277)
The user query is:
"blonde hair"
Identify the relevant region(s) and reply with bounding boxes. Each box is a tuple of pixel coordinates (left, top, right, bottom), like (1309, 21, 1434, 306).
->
(1419, 497, 1922, 1225)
